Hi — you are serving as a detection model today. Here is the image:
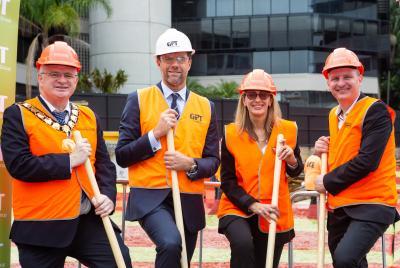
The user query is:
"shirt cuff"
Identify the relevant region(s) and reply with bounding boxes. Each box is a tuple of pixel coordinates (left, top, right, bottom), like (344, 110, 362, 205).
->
(148, 130, 162, 152)
(287, 161, 299, 169)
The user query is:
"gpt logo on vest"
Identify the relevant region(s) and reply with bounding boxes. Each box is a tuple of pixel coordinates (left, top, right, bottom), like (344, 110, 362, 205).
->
(167, 41, 178, 47)
(190, 113, 203, 122)
(1, 0, 11, 16)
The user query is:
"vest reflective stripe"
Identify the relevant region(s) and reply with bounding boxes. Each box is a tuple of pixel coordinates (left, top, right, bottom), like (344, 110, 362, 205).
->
(217, 120, 297, 233)
(327, 96, 398, 209)
(13, 97, 97, 221)
(128, 86, 211, 194)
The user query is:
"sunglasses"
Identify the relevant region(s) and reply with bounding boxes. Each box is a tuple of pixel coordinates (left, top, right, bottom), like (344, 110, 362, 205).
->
(244, 91, 271, 100)
(160, 56, 189, 64)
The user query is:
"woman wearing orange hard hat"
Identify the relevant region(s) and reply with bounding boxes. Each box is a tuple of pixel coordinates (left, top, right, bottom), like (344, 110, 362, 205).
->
(217, 69, 303, 268)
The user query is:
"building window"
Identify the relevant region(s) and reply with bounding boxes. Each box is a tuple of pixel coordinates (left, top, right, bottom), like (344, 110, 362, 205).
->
(191, 54, 207, 76)
(366, 21, 378, 36)
(216, 0, 234, 16)
(253, 0, 270, 15)
(271, 0, 289, 14)
(205, 53, 251, 75)
(271, 51, 289, 73)
(235, 0, 252, 16)
(232, 18, 249, 48)
(323, 17, 337, 46)
(289, 15, 311, 47)
(312, 15, 324, 46)
(290, 0, 310, 13)
(270, 16, 287, 47)
(290, 50, 308, 73)
(214, 18, 231, 49)
(177, 21, 202, 51)
(207, 0, 216, 17)
(251, 17, 269, 48)
(309, 51, 329, 73)
(253, 51, 271, 72)
(201, 19, 213, 49)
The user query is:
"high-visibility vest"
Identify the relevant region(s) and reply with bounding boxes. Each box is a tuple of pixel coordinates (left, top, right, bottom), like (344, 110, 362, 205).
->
(128, 86, 211, 194)
(327, 96, 398, 209)
(13, 97, 96, 221)
(217, 119, 297, 233)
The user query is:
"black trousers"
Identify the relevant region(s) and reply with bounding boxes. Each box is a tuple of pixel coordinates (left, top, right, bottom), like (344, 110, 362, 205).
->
(17, 211, 132, 268)
(220, 215, 286, 268)
(327, 209, 390, 268)
(139, 197, 198, 268)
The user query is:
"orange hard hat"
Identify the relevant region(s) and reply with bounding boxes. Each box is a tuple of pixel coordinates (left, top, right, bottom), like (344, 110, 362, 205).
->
(239, 69, 277, 95)
(36, 41, 81, 71)
(322, 48, 364, 79)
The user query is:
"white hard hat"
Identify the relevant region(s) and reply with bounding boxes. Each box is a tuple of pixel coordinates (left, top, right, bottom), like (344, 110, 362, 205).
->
(155, 28, 195, 56)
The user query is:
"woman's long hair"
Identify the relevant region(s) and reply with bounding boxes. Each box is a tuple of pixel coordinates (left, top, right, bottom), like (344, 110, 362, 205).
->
(234, 92, 282, 141)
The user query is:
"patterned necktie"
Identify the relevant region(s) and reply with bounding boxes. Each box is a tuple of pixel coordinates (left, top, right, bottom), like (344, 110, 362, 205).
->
(170, 93, 180, 119)
(52, 110, 68, 125)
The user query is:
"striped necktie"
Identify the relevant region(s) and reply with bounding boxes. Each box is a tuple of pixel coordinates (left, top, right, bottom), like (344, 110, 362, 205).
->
(171, 93, 180, 119)
(52, 110, 68, 125)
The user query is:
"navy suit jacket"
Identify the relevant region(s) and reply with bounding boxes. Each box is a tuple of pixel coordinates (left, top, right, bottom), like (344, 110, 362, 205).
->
(115, 83, 220, 233)
(1, 100, 117, 247)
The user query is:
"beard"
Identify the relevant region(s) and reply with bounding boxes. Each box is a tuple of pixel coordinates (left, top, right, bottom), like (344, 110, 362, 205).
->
(167, 72, 183, 86)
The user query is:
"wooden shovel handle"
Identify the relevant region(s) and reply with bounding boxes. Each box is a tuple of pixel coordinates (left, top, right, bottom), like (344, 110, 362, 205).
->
(72, 131, 126, 268)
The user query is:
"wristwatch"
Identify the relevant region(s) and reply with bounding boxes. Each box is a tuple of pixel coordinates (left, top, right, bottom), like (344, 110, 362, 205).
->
(186, 160, 198, 178)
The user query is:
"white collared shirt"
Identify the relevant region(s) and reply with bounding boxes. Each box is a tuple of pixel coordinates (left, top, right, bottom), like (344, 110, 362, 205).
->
(161, 81, 187, 115)
(40, 95, 71, 122)
(336, 92, 360, 129)
(148, 82, 188, 152)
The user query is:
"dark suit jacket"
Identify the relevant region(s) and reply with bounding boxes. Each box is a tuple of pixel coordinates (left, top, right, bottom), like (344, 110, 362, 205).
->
(115, 83, 220, 233)
(323, 94, 399, 224)
(0, 100, 117, 247)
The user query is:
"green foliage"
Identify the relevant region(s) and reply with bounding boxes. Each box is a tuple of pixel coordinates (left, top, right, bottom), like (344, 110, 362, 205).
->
(188, 77, 239, 99)
(77, 68, 128, 93)
(21, 0, 112, 98)
(76, 73, 92, 93)
(20, 0, 112, 43)
(380, 0, 400, 109)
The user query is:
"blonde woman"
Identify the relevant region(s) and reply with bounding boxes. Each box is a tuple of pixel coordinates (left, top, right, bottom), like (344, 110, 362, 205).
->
(217, 69, 303, 268)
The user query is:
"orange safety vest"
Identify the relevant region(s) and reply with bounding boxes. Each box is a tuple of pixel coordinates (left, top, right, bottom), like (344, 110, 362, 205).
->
(217, 119, 297, 233)
(12, 97, 96, 221)
(327, 96, 398, 209)
(128, 86, 211, 194)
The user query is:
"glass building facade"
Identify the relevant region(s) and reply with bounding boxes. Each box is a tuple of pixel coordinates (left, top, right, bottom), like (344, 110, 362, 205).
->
(172, 0, 389, 79)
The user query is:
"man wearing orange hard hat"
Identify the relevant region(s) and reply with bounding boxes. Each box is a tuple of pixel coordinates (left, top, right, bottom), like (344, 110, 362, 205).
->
(313, 47, 399, 267)
(1, 41, 131, 267)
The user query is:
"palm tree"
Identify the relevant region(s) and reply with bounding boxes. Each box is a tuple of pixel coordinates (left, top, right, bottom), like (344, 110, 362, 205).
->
(90, 68, 128, 93)
(20, 0, 112, 99)
(211, 80, 239, 99)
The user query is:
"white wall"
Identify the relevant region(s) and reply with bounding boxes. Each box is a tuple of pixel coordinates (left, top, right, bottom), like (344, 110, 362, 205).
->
(89, 0, 171, 93)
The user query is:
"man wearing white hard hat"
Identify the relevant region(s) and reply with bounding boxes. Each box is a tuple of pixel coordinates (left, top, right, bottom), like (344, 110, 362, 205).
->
(116, 28, 220, 267)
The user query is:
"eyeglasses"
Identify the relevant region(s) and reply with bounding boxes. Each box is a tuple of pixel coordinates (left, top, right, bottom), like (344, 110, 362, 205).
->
(245, 91, 271, 100)
(160, 56, 190, 64)
(40, 72, 78, 80)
